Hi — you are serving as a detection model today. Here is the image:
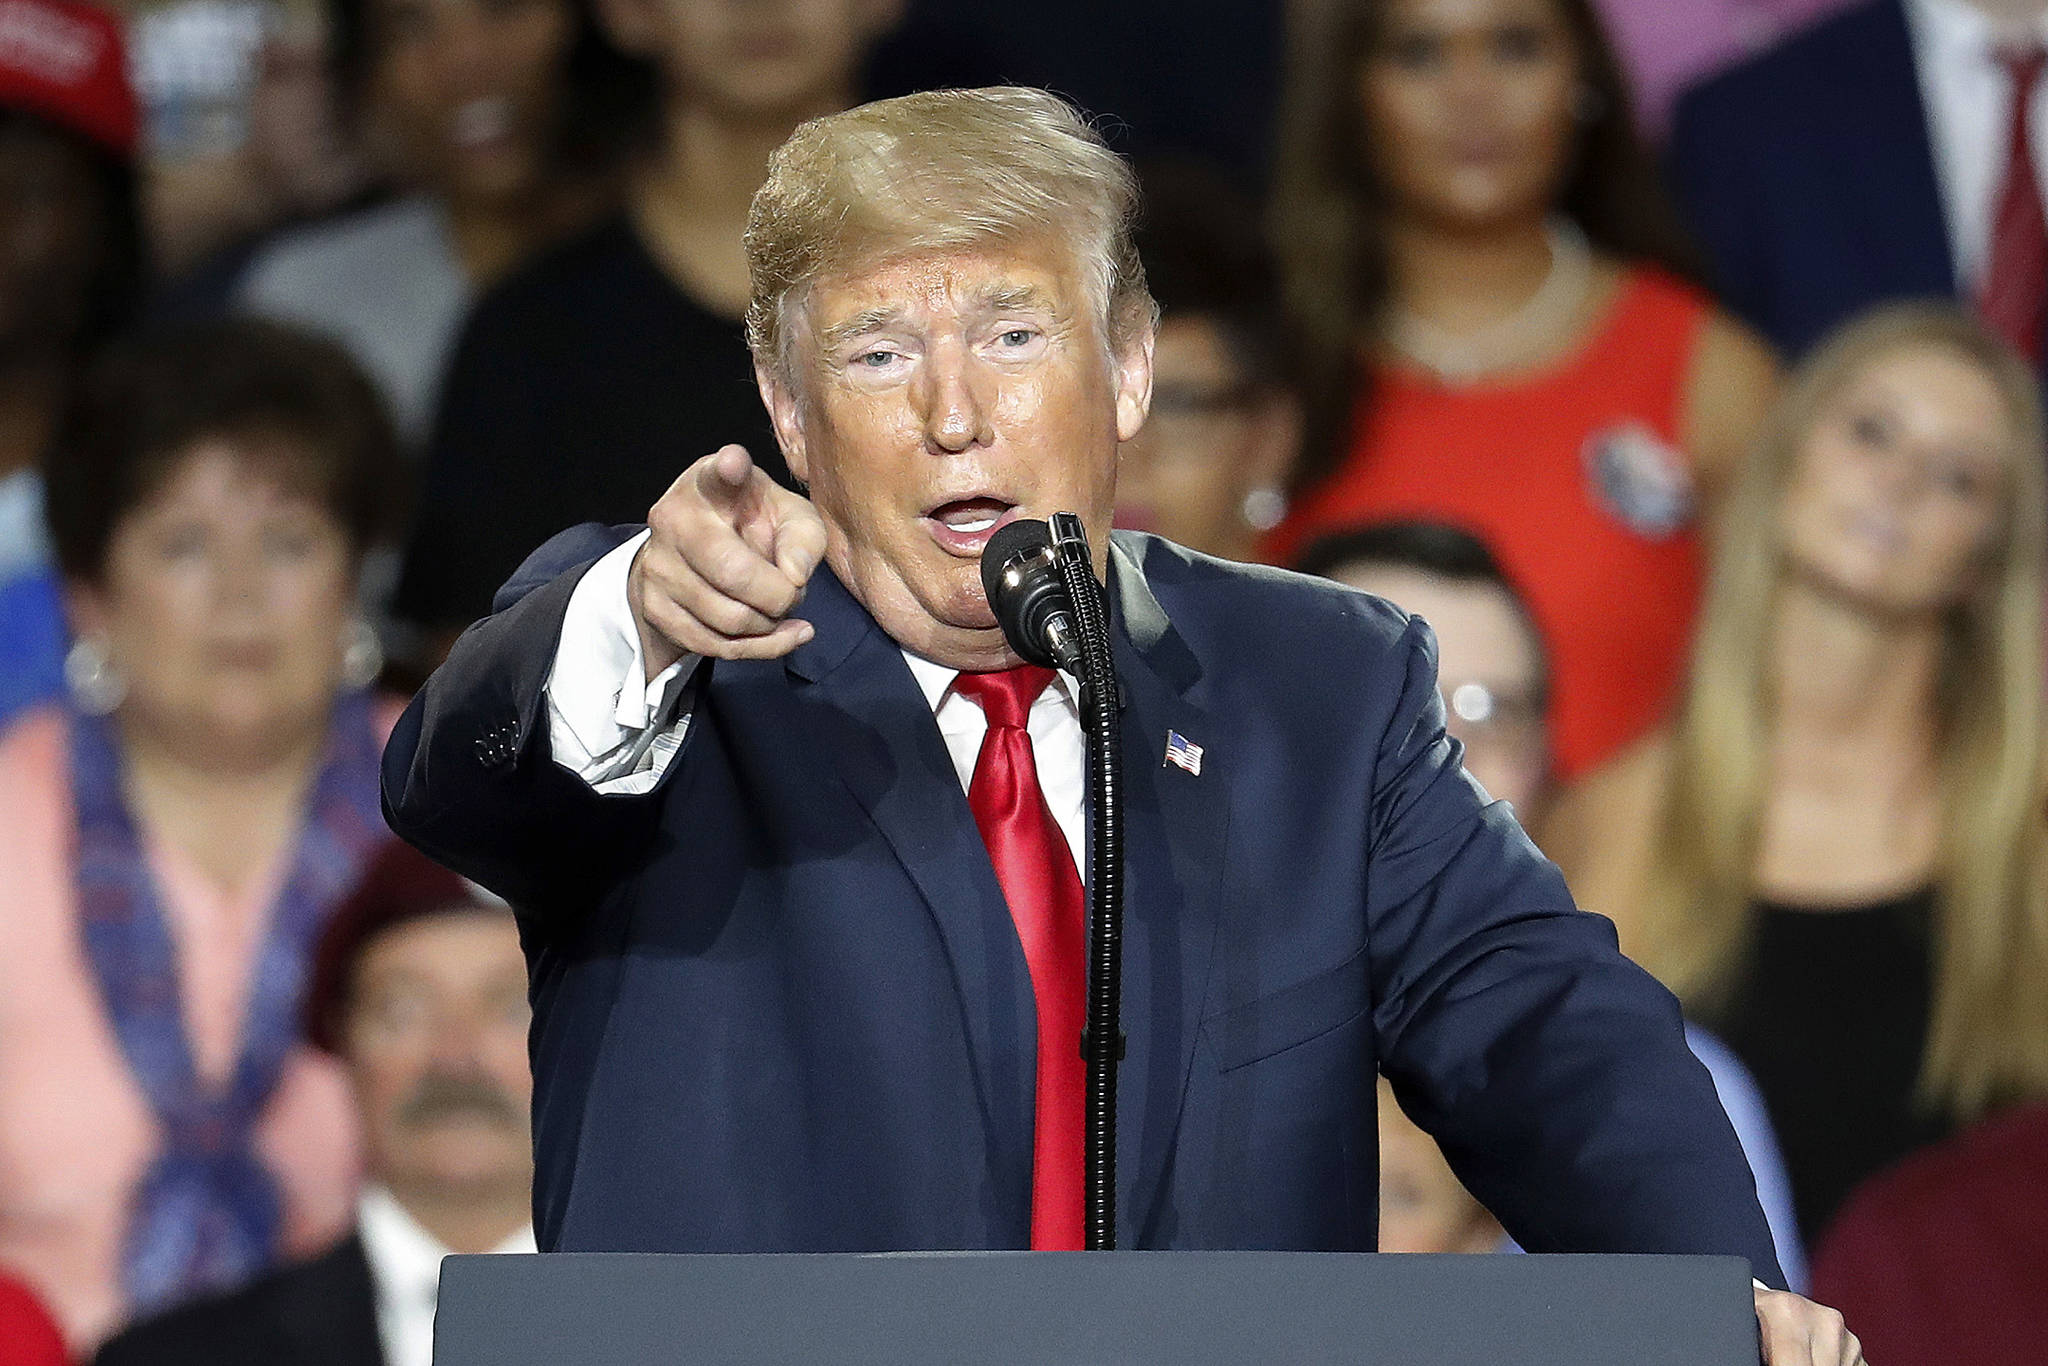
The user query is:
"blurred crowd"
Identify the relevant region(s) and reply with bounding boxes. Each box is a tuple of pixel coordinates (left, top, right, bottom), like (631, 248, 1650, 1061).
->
(0, 0, 2045, 1362)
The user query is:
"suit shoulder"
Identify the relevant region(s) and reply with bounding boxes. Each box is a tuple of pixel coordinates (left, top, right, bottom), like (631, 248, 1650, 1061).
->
(92, 1274, 282, 1363)
(1676, 2, 1892, 128)
(1117, 533, 1419, 663)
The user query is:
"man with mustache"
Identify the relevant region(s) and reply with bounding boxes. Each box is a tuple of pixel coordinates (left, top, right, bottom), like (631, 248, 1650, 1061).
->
(384, 87, 1867, 1363)
(93, 842, 536, 1366)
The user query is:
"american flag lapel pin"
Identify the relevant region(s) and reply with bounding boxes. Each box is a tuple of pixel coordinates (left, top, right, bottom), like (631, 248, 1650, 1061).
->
(1164, 729, 1203, 776)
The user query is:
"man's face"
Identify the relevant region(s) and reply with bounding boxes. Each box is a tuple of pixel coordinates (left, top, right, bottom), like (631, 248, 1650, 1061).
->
(343, 910, 534, 1200)
(610, 0, 898, 118)
(368, 0, 575, 206)
(1334, 564, 1549, 820)
(764, 240, 1153, 670)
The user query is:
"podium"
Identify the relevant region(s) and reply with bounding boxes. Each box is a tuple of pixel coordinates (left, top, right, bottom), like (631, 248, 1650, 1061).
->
(433, 1250, 1760, 1364)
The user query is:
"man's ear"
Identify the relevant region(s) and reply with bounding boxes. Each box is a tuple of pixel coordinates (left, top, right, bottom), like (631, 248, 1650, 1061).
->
(1113, 323, 1156, 443)
(756, 362, 810, 488)
(592, 0, 661, 57)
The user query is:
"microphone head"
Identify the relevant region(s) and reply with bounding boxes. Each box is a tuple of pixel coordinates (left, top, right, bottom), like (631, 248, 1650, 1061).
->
(980, 518, 1068, 669)
(980, 518, 1053, 599)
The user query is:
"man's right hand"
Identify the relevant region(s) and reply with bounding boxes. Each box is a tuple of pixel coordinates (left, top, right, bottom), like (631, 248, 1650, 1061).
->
(629, 445, 829, 678)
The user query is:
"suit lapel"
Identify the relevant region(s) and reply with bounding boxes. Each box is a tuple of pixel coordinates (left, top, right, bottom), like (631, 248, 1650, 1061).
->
(1835, 0, 1956, 293)
(784, 568, 1036, 1221)
(1103, 536, 1230, 1245)
(782, 544, 1230, 1245)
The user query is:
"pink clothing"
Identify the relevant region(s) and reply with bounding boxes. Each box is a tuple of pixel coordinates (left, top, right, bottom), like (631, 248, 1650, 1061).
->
(1594, 0, 1856, 138)
(0, 704, 392, 1354)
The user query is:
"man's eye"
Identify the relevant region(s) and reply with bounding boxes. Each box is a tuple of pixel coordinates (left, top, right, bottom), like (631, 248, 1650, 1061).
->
(854, 349, 899, 368)
(1849, 412, 1892, 449)
(1493, 23, 1550, 62)
(1382, 33, 1441, 69)
(1938, 463, 1986, 498)
(155, 526, 208, 560)
(998, 329, 1036, 348)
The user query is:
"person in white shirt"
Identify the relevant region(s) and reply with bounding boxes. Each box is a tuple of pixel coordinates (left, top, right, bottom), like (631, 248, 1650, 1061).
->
(92, 840, 538, 1366)
(1671, 0, 2048, 360)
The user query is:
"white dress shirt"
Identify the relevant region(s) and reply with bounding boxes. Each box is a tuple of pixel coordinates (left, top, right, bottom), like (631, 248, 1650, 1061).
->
(355, 1184, 536, 1366)
(1905, 0, 2048, 289)
(544, 531, 1087, 864)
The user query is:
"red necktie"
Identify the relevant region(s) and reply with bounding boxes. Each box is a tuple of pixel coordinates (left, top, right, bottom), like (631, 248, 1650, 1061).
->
(1981, 46, 2048, 363)
(953, 666, 1085, 1250)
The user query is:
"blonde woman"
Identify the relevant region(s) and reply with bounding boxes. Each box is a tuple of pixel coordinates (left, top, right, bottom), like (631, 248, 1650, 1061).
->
(1544, 302, 2048, 1248)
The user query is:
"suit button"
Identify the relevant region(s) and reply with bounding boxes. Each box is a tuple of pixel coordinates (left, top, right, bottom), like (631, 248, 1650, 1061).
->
(476, 725, 519, 770)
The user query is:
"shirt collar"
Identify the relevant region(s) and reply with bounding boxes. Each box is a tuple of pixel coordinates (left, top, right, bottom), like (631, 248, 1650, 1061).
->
(356, 1184, 536, 1306)
(1907, 0, 2048, 60)
(899, 648, 1079, 714)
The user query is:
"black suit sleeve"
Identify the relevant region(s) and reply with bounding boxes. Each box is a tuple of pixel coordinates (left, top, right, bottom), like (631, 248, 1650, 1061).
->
(382, 523, 680, 911)
(1364, 617, 1785, 1284)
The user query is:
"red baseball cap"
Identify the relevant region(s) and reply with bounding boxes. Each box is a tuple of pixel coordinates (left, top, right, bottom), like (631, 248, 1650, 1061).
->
(0, 0, 138, 158)
(303, 840, 513, 1055)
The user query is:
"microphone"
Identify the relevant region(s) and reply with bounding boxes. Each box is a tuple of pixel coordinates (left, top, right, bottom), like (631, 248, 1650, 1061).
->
(982, 512, 1126, 1251)
(980, 518, 1084, 674)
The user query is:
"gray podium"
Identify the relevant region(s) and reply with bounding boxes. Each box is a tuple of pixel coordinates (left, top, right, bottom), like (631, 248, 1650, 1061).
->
(434, 1250, 1760, 1365)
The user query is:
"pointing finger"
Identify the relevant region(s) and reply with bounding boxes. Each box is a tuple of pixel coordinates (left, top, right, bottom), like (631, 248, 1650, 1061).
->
(711, 443, 753, 487)
(694, 445, 758, 510)
(774, 511, 828, 587)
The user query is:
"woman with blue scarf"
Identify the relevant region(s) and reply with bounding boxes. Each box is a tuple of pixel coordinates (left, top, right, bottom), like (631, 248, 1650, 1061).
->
(0, 320, 402, 1356)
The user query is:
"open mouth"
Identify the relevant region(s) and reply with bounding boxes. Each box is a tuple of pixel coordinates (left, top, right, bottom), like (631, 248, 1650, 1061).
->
(923, 496, 1020, 555)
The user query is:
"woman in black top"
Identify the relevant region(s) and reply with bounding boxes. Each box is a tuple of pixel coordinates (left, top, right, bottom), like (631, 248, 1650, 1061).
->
(1718, 890, 1948, 1246)
(1545, 303, 2048, 1245)
(394, 1, 902, 651)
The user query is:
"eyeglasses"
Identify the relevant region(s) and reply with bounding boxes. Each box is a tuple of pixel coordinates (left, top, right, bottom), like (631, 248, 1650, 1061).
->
(1146, 382, 1262, 420)
(1444, 681, 1544, 732)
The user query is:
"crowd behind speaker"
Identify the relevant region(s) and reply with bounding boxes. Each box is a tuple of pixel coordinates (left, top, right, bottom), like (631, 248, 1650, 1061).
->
(0, 0, 2042, 1363)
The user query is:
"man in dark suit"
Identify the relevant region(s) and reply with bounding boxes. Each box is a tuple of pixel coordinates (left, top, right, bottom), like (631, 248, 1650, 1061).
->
(383, 86, 1865, 1362)
(92, 843, 537, 1366)
(1670, 0, 2048, 361)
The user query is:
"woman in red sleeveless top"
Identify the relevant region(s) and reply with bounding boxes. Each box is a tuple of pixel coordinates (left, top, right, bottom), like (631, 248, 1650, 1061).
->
(1265, 0, 1779, 779)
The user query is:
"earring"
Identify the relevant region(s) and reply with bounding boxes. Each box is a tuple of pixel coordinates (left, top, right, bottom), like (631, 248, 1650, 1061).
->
(1241, 487, 1288, 533)
(64, 636, 127, 715)
(341, 618, 384, 691)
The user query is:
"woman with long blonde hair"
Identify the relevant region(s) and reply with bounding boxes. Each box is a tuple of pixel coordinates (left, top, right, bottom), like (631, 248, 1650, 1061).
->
(1544, 301, 2048, 1247)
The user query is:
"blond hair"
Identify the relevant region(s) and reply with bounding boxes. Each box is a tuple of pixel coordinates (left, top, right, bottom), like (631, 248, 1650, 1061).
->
(1643, 301, 2048, 1118)
(743, 86, 1155, 380)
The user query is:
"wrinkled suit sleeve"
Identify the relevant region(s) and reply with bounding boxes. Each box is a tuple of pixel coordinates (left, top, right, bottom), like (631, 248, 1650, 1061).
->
(1365, 616, 1785, 1285)
(381, 522, 682, 910)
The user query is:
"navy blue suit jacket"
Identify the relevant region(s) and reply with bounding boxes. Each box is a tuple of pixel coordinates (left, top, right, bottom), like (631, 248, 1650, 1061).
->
(1670, 0, 1958, 357)
(382, 525, 1783, 1282)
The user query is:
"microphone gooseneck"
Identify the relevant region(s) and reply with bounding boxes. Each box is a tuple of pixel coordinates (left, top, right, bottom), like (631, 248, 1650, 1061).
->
(979, 514, 1124, 1252)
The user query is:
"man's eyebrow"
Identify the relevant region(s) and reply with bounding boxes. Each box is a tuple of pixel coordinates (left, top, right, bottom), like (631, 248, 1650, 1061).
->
(971, 282, 1057, 316)
(818, 306, 905, 350)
